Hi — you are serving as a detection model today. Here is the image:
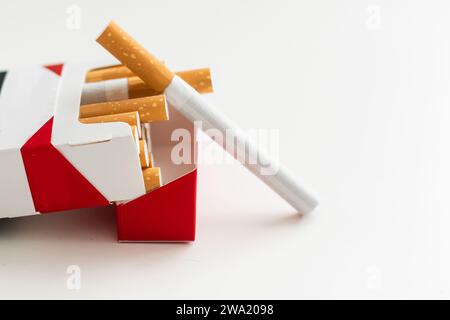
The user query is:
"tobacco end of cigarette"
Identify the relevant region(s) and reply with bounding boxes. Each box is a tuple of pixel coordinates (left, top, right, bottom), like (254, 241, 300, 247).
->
(97, 21, 174, 93)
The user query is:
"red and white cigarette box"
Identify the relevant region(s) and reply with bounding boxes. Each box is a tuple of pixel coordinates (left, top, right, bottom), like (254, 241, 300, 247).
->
(0, 61, 197, 242)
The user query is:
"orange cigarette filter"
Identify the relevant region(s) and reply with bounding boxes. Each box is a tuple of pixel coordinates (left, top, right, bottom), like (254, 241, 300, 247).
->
(139, 139, 150, 168)
(142, 167, 162, 192)
(80, 96, 168, 123)
(127, 76, 160, 98)
(127, 68, 212, 97)
(79, 111, 140, 127)
(86, 66, 213, 95)
(97, 21, 174, 94)
(176, 68, 212, 94)
(86, 65, 134, 82)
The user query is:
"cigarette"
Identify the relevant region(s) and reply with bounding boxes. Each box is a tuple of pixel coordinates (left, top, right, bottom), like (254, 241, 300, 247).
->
(131, 124, 141, 139)
(131, 125, 140, 153)
(141, 124, 154, 167)
(127, 69, 213, 98)
(142, 167, 162, 193)
(141, 123, 151, 146)
(148, 151, 154, 167)
(86, 65, 213, 94)
(139, 139, 150, 168)
(80, 96, 168, 123)
(79, 110, 141, 135)
(81, 69, 212, 105)
(97, 21, 318, 214)
(86, 65, 133, 82)
(97, 23, 174, 93)
(176, 68, 213, 94)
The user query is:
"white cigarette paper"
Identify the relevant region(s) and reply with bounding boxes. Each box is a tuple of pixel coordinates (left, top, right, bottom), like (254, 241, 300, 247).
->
(81, 78, 129, 105)
(166, 77, 318, 214)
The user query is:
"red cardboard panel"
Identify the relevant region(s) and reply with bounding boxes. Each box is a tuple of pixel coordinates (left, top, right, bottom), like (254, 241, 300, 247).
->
(21, 118, 109, 213)
(44, 64, 64, 76)
(116, 170, 197, 242)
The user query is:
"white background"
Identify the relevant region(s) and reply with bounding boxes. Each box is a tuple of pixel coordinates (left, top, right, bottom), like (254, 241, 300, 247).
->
(1, 0, 450, 299)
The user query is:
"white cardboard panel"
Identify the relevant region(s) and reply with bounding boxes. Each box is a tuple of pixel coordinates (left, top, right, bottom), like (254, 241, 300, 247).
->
(52, 61, 146, 202)
(0, 66, 60, 218)
(150, 105, 197, 185)
(0, 66, 59, 149)
(0, 149, 37, 218)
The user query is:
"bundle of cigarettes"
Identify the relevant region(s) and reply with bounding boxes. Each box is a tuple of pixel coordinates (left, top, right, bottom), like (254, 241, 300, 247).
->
(78, 64, 213, 194)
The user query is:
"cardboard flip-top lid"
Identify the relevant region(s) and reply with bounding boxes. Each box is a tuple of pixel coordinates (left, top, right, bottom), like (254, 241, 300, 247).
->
(0, 61, 146, 217)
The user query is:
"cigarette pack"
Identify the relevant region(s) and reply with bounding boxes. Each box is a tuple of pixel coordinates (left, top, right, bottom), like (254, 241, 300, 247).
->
(0, 61, 198, 242)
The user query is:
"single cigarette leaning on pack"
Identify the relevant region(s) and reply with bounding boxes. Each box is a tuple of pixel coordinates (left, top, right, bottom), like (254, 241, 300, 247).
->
(97, 21, 319, 214)
(80, 96, 168, 122)
(82, 67, 213, 104)
(142, 167, 162, 192)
